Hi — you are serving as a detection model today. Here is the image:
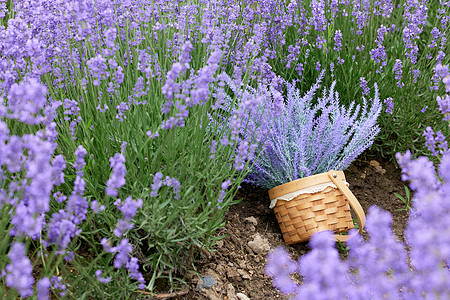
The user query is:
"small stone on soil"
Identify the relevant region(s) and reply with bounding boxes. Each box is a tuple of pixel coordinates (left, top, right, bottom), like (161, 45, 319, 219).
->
(237, 269, 251, 279)
(245, 224, 256, 232)
(226, 283, 238, 300)
(196, 275, 217, 291)
(244, 216, 258, 226)
(247, 233, 270, 255)
(236, 293, 250, 300)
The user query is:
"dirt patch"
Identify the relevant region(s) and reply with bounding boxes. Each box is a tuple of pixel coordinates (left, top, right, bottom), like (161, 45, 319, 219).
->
(172, 157, 410, 300)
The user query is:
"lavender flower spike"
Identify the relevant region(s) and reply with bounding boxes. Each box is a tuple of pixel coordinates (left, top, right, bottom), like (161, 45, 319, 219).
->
(6, 243, 34, 298)
(106, 153, 126, 197)
(265, 247, 298, 295)
(37, 277, 51, 300)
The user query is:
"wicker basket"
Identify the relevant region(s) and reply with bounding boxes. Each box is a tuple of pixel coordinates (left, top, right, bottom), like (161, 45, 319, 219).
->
(268, 170, 366, 245)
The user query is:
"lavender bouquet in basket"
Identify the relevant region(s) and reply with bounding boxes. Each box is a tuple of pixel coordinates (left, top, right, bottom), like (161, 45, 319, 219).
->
(246, 72, 382, 244)
(247, 72, 382, 190)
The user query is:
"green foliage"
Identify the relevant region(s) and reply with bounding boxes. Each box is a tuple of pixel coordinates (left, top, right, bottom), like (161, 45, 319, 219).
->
(0, 0, 14, 28)
(395, 185, 413, 212)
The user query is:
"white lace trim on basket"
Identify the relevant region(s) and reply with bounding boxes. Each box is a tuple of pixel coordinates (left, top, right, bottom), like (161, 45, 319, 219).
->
(269, 181, 348, 209)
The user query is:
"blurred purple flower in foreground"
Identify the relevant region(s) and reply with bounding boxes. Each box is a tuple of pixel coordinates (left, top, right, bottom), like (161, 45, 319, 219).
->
(37, 277, 51, 300)
(6, 243, 34, 297)
(265, 247, 298, 295)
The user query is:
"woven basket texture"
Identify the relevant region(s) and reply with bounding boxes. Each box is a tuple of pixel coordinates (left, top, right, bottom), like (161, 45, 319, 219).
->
(273, 186, 354, 244)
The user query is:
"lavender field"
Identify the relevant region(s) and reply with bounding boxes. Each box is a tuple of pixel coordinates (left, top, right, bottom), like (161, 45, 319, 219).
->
(0, 0, 449, 299)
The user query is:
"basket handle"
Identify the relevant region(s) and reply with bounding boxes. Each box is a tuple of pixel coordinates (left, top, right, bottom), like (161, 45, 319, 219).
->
(327, 170, 366, 242)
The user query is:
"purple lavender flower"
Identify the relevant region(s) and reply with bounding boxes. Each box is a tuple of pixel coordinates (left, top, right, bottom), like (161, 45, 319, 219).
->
(64, 251, 74, 262)
(6, 243, 34, 298)
(234, 141, 249, 171)
(150, 172, 163, 197)
(150, 172, 181, 199)
(126, 257, 146, 289)
(74, 145, 87, 174)
(95, 270, 111, 284)
(106, 153, 126, 197)
(296, 63, 304, 77)
(333, 30, 342, 52)
(347, 206, 410, 299)
(444, 76, 450, 93)
(68, 185, 88, 223)
(9, 136, 54, 238)
(87, 54, 108, 86)
(120, 141, 127, 154)
(435, 63, 449, 78)
(164, 176, 181, 198)
(403, 0, 428, 65)
(112, 196, 142, 237)
(329, 62, 335, 77)
(384, 97, 394, 115)
(396, 151, 439, 199)
(116, 197, 143, 221)
(437, 51, 446, 64)
(374, 0, 394, 18)
(102, 238, 146, 288)
(296, 231, 355, 299)
(315, 61, 321, 72)
(369, 25, 388, 69)
(162, 62, 182, 101)
(214, 179, 233, 209)
(403, 152, 450, 298)
(315, 35, 326, 49)
(412, 68, 420, 83)
(6, 79, 47, 125)
(265, 247, 298, 294)
(210, 140, 218, 159)
(51, 276, 66, 297)
(179, 41, 193, 71)
(310, 0, 326, 32)
(114, 219, 134, 237)
(360, 77, 370, 95)
(104, 27, 117, 49)
(91, 200, 105, 213)
(394, 59, 404, 88)
(437, 94, 450, 120)
(112, 239, 132, 268)
(423, 126, 448, 156)
(146, 130, 159, 139)
(10, 201, 46, 239)
(423, 127, 438, 155)
(116, 102, 130, 122)
(46, 210, 81, 250)
(2, 135, 22, 173)
(37, 277, 51, 300)
(52, 155, 66, 186)
(428, 27, 441, 48)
